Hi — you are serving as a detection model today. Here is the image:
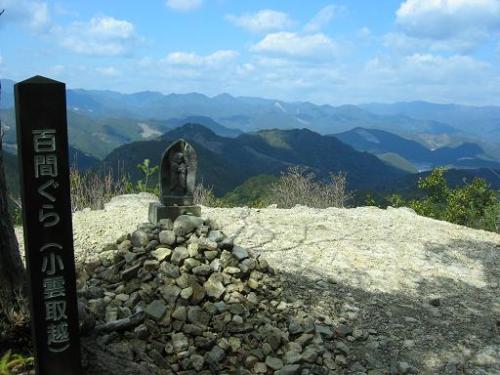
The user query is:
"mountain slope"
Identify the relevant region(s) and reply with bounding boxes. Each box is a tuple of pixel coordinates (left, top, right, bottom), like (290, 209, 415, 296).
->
(333, 127, 500, 171)
(164, 116, 242, 138)
(361, 101, 500, 138)
(102, 124, 409, 196)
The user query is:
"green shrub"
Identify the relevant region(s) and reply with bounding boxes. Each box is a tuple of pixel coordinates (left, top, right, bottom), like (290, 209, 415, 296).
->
(404, 167, 499, 232)
(386, 193, 405, 208)
(0, 350, 33, 375)
(136, 159, 159, 195)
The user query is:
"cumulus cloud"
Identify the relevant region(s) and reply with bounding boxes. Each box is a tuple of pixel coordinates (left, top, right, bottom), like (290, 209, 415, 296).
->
(251, 32, 339, 59)
(304, 4, 344, 32)
(396, 0, 500, 43)
(226, 10, 294, 33)
(357, 52, 498, 103)
(166, 0, 202, 12)
(0, 0, 51, 31)
(59, 16, 140, 56)
(96, 66, 121, 76)
(164, 50, 238, 67)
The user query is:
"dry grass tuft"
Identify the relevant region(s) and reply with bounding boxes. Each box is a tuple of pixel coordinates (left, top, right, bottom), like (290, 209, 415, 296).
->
(269, 165, 352, 208)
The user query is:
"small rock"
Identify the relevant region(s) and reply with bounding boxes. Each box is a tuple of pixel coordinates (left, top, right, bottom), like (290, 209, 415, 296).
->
(134, 324, 149, 339)
(265, 356, 283, 370)
(208, 230, 224, 242)
(190, 282, 206, 304)
(144, 300, 167, 321)
(224, 266, 241, 275)
(171, 247, 189, 265)
(301, 346, 319, 363)
(429, 297, 441, 307)
(192, 264, 212, 276)
(253, 362, 267, 373)
(232, 245, 249, 260)
(160, 263, 180, 278)
(335, 324, 353, 338)
(121, 263, 141, 281)
(143, 259, 159, 272)
(105, 305, 118, 323)
(180, 287, 193, 299)
(247, 278, 259, 290)
(335, 341, 350, 355)
(131, 230, 149, 247)
(171, 332, 189, 353)
(204, 273, 225, 299)
(151, 247, 171, 261)
(335, 354, 348, 367)
(161, 285, 181, 305)
(284, 351, 301, 364)
(187, 306, 210, 326)
(191, 353, 205, 371)
(173, 215, 204, 237)
(277, 364, 300, 375)
(204, 250, 218, 261)
(228, 336, 241, 351)
(159, 230, 176, 246)
(172, 305, 187, 321)
(398, 361, 411, 374)
(206, 345, 226, 365)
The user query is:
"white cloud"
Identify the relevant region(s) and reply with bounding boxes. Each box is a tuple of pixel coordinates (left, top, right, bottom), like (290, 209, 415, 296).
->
(166, 0, 202, 12)
(396, 0, 500, 42)
(0, 0, 51, 31)
(164, 50, 238, 67)
(96, 66, 120, 76)
(357, 52, 497, 103)
(226, 10, 294, 33)
(59, 16, 140, 56)
(304, 4, 343, 32)
(251, 32, 339, 59)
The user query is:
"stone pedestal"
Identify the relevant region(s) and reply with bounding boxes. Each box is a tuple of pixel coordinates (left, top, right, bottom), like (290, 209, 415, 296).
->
(148, 202, 201, 224)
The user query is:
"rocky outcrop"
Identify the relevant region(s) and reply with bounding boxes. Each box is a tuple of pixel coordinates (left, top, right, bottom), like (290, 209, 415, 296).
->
(78, 215, 346, 374)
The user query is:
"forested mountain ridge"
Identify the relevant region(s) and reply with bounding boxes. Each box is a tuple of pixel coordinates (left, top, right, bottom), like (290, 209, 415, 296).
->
(103, 124, 408, 196)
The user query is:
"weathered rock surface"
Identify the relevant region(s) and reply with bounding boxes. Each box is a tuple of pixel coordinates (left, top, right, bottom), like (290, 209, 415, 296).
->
(15, 194, 500, 374)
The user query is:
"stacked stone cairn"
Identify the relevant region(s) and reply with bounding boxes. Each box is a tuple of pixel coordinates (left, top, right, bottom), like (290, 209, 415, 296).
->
(77, 215, 340, 374)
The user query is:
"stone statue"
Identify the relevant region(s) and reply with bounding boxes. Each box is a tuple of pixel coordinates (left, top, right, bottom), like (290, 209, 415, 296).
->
(149, 139, 201, 223)
(169, 152, 187, 195)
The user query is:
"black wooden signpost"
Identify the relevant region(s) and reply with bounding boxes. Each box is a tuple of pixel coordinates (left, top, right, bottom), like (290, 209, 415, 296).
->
(15, 76, 82, 375)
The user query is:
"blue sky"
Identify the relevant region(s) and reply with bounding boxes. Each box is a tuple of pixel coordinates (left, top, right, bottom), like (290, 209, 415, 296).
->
(1, 0, 500, 105)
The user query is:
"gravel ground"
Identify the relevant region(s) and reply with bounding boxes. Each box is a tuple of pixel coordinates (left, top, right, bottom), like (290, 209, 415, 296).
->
(15, 193, 500, 374)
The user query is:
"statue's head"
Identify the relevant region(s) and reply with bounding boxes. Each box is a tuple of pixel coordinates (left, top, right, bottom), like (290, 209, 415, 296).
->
(172, 152, 184, 164)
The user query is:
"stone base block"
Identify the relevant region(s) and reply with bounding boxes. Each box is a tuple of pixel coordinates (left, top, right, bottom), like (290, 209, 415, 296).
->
(148, 202, 201, 224)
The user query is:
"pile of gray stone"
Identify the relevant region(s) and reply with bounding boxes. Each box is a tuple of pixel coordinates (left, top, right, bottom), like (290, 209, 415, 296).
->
(77, 215, 343, 374)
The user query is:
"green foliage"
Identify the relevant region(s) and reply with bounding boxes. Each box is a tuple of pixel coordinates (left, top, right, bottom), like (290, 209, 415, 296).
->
(363, 192, 380, 207)
(135, 159, 159, 195)
(417, 167, 449, 204)
(386, 193, 405, 208)
(402, 167, 499, 232)
(444, 177, 497, 226)
(0, 350, 34, 375)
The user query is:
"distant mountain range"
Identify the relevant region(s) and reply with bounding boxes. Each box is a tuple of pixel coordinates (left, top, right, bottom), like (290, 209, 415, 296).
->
(2, 78, 500, 201)
(333, 127, 500, 172)
(3, 78, 500, 160)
